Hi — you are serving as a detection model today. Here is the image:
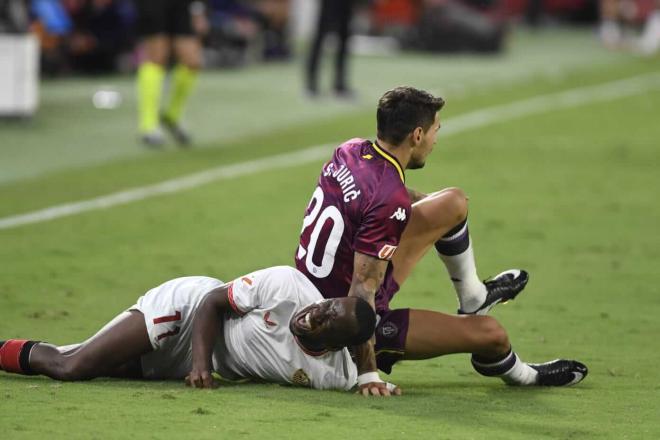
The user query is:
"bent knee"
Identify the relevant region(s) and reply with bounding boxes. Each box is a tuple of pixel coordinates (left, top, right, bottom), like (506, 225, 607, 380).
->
(420, 187, 468, 231)
(441, 187, 468, 221)
(472, 316, 510, 354)
(483, 318, 510, 354)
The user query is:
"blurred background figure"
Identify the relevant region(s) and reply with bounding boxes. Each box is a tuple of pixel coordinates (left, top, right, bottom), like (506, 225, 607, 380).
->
(305, 0, 356, 99)
(29, 0, 74, 75)
(206, 0, 290, 67)
(599, 0, 629, 47)
(398, 0, 508, 53)
(134, 0, 209, 147)
(599, 0, 660, 52)
(638, 0, 660, 53)
(5, 0, 659, 122)
(255, 0, 290, 60)
(29, 0, 134, 76)
(0, 0, 38, 117)
(1, 0, 30, 33)
(65, 0, 134, 74)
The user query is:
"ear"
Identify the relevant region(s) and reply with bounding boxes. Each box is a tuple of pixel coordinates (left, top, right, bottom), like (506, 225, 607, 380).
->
(412, 127, 424, 145)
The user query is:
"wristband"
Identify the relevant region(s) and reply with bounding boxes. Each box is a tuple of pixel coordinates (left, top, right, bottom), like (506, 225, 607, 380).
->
(385, 382, 397, 392)
(357, 372, 382, 386)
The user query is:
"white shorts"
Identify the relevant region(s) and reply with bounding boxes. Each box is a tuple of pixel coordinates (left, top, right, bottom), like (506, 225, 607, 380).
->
(130, 276, 224, 379)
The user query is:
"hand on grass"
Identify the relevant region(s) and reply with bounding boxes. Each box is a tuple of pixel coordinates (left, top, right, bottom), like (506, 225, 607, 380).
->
(185, 368, 217, 389)
(357, 381, 402, 397)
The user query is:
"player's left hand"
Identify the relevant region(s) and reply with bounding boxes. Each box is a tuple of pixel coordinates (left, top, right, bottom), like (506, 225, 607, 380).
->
(185, 368, 218, 389)
(356, 372, 402, 397)
(357, 381, 402, 397)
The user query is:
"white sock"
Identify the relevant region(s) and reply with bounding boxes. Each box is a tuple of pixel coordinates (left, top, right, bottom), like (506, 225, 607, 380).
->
(500, 354, 539, 386)
(437, 240, 487, 312)
(472, 350, 538, 386)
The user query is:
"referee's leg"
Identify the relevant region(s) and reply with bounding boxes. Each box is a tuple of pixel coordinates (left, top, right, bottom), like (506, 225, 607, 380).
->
(334, 0, 354, 94)
(306, 0, 333, 95)
(135, 0, 170, 144)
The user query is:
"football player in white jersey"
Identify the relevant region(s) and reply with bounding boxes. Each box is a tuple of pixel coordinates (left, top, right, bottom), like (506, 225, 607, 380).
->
(1, 265, 586, 390)
(0, 266, 375, 391)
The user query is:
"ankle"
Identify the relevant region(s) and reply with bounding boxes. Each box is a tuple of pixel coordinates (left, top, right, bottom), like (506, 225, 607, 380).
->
(0, 339, 39, 374)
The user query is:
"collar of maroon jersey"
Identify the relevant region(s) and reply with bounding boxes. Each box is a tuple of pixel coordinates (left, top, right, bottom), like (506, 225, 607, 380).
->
(371, 141, 405, 183)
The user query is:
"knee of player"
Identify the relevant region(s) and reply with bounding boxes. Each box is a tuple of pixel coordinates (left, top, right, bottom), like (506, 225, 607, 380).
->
(485, 316, 511, 353)
(142, 55, 168, 67)
(479, 317, 510, 353)
(443, 187, 469, 222)
(178, 52, 203, 70)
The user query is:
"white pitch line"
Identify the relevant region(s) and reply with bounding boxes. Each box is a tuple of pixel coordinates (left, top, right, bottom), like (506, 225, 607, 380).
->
(442, 71, 660, 135)
(2, 71, 660, 231)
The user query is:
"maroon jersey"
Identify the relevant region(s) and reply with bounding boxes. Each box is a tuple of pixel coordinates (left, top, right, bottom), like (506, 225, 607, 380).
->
(295, 138, 411, 307)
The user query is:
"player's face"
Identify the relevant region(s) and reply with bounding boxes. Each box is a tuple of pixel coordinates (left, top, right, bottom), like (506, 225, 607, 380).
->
(289, 299, 351, 351)
(408, 113, 441, 170)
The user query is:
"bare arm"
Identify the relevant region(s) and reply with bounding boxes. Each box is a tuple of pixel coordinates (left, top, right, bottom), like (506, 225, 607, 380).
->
(349, 252, 394, 396)
(407, 187, 428, 204)
(187, 284, 233, 388)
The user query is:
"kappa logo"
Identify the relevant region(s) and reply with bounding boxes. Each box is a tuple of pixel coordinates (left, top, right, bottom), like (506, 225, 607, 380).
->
(241, 276, 253, 286)
(378, 244, 398, 260)
(389, 207, 407, 221)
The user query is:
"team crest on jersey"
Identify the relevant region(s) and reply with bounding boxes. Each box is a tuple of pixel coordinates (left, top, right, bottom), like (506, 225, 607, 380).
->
(292, 369, 312, 387)
(378, 244, 398, 260)
(389, 207, 407, 221)
(378, 321, 399, 339)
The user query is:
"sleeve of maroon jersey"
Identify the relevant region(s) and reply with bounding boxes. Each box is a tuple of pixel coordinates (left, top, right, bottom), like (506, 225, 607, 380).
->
(353, 187, 410, 261)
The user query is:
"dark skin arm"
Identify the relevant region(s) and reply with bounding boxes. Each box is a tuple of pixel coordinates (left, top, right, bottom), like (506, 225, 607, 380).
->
(186, 284, 233, 389)
(407, 187, 428, 204)
(349, 251, 394, 396)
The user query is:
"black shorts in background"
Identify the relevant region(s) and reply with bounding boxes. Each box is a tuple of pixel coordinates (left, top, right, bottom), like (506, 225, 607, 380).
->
(135, 0, 195, 37)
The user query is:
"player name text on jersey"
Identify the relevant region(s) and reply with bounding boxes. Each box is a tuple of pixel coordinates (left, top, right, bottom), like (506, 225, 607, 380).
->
(323, 163, 361, 203)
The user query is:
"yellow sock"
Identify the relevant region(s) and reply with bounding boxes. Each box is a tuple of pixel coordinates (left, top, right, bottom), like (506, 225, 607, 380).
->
(163, 64, 199, 124)
(137, 62, 165, 134)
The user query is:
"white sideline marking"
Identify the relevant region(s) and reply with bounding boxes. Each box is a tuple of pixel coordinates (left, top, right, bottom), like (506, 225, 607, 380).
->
(2, 72, 660, 231)
(0, 145, 334, 230)
(441, 71, 660, 136)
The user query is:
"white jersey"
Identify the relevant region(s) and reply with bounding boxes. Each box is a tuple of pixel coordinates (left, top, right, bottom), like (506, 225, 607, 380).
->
(133, 266, 357, 391)
(135, 276, 225, 380)
(216, 266, 357, 391)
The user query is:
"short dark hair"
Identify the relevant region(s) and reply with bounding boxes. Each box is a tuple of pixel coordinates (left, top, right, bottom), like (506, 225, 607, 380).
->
(350, 298, 377, 346)
(377, 86, 445, 146)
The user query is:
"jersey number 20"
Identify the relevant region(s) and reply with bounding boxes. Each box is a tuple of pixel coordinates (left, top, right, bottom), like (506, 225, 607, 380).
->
(297, 187, 344, 278)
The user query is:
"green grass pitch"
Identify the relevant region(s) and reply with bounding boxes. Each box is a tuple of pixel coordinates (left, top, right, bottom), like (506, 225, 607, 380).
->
(1, 30, 659, 439)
